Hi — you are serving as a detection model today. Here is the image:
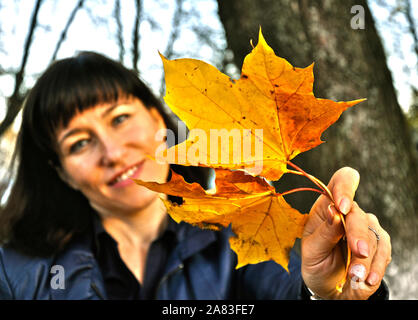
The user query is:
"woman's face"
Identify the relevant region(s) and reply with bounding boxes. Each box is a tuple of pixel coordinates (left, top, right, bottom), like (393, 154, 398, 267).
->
(56, 97, 170, 216)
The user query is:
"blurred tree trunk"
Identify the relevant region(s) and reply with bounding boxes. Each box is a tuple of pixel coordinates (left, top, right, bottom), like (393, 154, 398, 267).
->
(217, 0, 418, 298)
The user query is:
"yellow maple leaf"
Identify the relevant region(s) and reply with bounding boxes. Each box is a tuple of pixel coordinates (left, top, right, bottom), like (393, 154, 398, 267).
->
(135, 29, 363, 281)
(158, 28, 364, 181)
(135, 169, 307, 270)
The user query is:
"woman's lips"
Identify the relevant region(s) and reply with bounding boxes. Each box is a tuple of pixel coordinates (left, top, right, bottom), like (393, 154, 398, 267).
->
(108, 160, 145, 188)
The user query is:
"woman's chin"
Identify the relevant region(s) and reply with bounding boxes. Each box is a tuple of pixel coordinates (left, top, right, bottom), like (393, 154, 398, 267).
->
(110, 188, 162, 212)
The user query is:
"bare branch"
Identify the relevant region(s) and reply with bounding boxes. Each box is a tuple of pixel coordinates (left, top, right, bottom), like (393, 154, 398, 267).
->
(0, 0, 44, 137)
(132, 0, 142, 74)
(403, 0, 418, 58)
(191, 25, 224, 52)
(50, 0, 85, 62)
(160, 0, 184, 97)
(164, 0, 184, 58)
(113, 0, 125, 62)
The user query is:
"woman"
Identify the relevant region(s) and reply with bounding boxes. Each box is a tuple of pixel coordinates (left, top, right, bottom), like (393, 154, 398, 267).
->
(0, 52, 391, 300)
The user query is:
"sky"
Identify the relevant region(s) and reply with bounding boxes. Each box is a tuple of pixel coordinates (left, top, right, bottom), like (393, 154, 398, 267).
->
(369, 0, 417, 111)
(0, 0, 416, 131)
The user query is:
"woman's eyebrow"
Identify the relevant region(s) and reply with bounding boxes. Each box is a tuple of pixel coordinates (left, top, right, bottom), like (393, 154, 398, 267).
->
(101, 103, 119, 118)
(101, 99, 135, 117)
(58, 128, 85, 145)
(58, 102, 129, 145)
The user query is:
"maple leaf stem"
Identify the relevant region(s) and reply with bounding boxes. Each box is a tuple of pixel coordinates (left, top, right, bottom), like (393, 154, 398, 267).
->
(336, 213, 351, 293)
(286, 161, 350, 294)
(286, 161, 334, 203)
(278, 187, 326, 197)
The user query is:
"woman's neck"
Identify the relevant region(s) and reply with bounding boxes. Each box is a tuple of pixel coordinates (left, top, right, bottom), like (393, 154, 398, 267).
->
(96, 195, 168, 284)
(99, 195, 168, 249)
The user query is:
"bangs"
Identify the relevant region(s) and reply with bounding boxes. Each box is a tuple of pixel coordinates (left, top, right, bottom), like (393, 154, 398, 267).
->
(40, 54, 139, 131)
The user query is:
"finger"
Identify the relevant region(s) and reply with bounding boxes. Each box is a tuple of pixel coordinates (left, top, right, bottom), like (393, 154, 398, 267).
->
(302, 196, 334, 238)
(343, 215, 391, 299)
(302, 207, 344, 267)
(347, 212, 381, 289)
(346, 210, 379, 285)
(345, 202, 373, 259)
(365, 220, 392, 287)
(328, 167, 360, 215)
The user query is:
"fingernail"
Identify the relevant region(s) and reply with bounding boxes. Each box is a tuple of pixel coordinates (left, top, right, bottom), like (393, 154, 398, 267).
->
(339, 197, 351, 215)
(327, 204, 334, 225)
(350, 264, 366, 281)
(357, 240, 369, 258)
(366, 272, 379, 286)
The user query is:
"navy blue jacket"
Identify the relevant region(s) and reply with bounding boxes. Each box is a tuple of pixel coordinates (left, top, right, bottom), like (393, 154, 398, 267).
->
(0, 222, 304, 300)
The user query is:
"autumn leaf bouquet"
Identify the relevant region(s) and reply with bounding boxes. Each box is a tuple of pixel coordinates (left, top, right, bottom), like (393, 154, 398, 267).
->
(134, 29, 364, 292)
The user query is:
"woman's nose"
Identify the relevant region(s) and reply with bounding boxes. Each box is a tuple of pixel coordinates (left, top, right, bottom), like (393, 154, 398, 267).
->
(99, 135, 127, 167)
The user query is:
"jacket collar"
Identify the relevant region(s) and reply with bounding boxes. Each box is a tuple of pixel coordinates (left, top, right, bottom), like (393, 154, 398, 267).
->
(91, 212, 179, 259)
(176, 222, 217, 261)
(51, 215, 217, 300)
(166, 221, 217, 270)
(50, 232, 107, 300)
(91, 212, 217, 265)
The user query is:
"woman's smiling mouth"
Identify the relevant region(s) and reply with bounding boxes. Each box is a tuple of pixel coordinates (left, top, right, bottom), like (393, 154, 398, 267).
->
(108, 160, 145, 187)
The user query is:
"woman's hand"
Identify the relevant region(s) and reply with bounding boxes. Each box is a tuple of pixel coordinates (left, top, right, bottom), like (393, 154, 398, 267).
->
(301, 167, 392, 299)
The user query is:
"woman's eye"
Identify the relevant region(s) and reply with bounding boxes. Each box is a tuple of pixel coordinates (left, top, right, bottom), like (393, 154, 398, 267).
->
(69, 139, 90, 154)
(111, 114, 130, 126)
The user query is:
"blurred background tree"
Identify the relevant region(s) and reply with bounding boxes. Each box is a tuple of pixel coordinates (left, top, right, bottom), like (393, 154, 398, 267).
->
(218, 0, 418, 298)
(0, 0, 416, 299)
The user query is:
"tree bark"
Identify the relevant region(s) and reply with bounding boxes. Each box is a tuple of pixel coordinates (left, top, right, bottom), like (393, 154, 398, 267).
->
(217, 0, 418, 299)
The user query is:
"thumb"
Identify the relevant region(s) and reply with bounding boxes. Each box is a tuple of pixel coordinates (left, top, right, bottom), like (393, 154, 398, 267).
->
(303, 206, 345, 265)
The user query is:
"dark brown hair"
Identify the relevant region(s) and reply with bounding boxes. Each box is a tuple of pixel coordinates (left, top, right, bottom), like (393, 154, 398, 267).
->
(0, 52, 210, 256)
